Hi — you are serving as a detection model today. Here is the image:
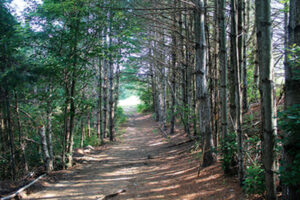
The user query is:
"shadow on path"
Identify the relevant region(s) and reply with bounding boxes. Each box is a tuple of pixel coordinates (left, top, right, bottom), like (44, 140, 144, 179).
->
(25, 108, 244, 200)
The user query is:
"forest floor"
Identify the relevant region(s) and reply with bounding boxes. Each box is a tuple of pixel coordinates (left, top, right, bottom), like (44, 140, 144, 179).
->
(22, 107, 244, 200)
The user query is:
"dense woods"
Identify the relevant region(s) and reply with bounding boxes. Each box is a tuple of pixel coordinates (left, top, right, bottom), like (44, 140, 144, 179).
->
(0, 0, 299, 199)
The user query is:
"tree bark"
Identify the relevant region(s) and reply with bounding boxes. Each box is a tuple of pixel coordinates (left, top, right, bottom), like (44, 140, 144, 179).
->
(242, 0, 248, 112)
(256, 0, 277, 198)
(39, 126, 52, 173)
(282, 0, 300, 198)
(108, 10, 115, 142)
(194, 0, 216, 167)
(14, 91, 29, 173)
(4, 90, 16, 180)
(218, 0, 228, 147)
(113, 52, 121, 127)
(103, 60, 108, 139)
(170, 0, 177, 135)
(231, 0, 245, 184)
(97, 58, 102, 143)
(80, 117, 84, 148)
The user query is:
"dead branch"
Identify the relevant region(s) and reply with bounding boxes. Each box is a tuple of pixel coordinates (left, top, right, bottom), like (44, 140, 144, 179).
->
(1, 174, 46, 200)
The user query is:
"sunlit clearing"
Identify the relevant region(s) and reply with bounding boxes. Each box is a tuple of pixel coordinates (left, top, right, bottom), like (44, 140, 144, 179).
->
(119, 96, 141, 107)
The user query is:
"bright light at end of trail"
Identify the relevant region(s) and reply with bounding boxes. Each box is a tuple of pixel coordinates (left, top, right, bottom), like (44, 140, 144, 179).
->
(119, 96, 141, 107)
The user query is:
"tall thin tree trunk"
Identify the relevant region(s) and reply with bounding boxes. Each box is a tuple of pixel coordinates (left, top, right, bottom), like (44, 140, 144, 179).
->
(14, 91, 28, 173)
(66, 13, 80, 168)
(87, 111, 91, 138)
(242, 0, 248, 112)
(62, 99, 68, 169)
(170, 0, 177, 135)
(195, 0, 216, 167)
(218, 0, 228, 146)
(185, 10, 191, 136)
(103, 60, 108, 138)
(150, 46, 157, 115)
(179, 2, 188, 134)
(46, 101, 53, 171)
(154, 31, 162, 122)
(39, 126, 52, 173)
(256, 0, 277, 198)
(67, 77, 76, 168)
(5, 90, 16, 180)
(162, 66, 167, 130)
(108, 12, 114, 142)
(97, 58, 102, 142)
(282, 0, 300, 199)
(113, 53, 121, 128)
(231, 0, 244, 185)
(80, 117, 84, 148)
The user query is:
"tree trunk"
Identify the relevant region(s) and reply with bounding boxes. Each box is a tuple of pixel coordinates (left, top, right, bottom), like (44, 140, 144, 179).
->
(218, 0, 228, 147)
(4, 91, 16, 180)
(161, 64, 167, 130)
(97, 57, 102, 143)
(282, 0, 300, 199)
(103, 58, 108, 138)
(113, 54, 121, 127)
(256, 0, 277, 199)
(170, 1, 177, 135)
(62, 97, 69, 169)
(39, 126, 52, 173)
(179, 2, 188, 135)
(194, 0, 216, 167)
(80, 117, 84, 148)
(46, 102, 54, 171)
(14, 91, 29, 173)
(231, 0, 244, 185)
(87, 111, 91, 138)
(67, 78, 76, 168)
(150, 46, 157, 115)
(185, 10, 191, 136)
(242, 0, 248, 112)
(66, 12, 80, 168)
(108, 11, 114, 142)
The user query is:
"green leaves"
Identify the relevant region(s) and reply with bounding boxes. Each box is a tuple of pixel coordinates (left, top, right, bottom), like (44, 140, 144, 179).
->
(220, 132, 237, 174)
(278, 104, 300, 188)
(243, 162, 266, 195)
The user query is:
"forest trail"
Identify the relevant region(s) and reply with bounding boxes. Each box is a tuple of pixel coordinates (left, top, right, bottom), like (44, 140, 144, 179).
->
(25, 107, 243, 200)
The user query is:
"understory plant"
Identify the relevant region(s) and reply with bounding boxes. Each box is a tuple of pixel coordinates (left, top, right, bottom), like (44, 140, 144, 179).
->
(278, 104, 300, 193)
(243, 161, 265, 195)
(220, 132, 237, 174)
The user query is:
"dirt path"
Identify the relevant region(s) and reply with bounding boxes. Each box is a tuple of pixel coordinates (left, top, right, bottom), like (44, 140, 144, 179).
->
(25, 110, 244, 200)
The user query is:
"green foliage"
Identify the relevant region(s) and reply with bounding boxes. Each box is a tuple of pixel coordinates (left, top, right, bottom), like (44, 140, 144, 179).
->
(278, 104, 300, 189)
(83, 134, 99, 147)
(137, 103, 151, 113)
(246, 41, 268, 104)
(243, 162, 265, 195)
(220, 132, 237, 173)
(137, 88, 153, 113)
(287, 44, 300, 80)
(115, 107, 127, 127)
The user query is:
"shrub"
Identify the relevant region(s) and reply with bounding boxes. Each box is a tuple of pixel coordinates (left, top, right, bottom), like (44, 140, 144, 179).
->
(137, 103, 152, 113)
(83, 134, 99, 147)
(278, 104, 300, 191)
(115, 107, 127, 126)
(220, 132, 237, 174)
(137, 88, 153, 113)
(243, 162, 265, 195)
